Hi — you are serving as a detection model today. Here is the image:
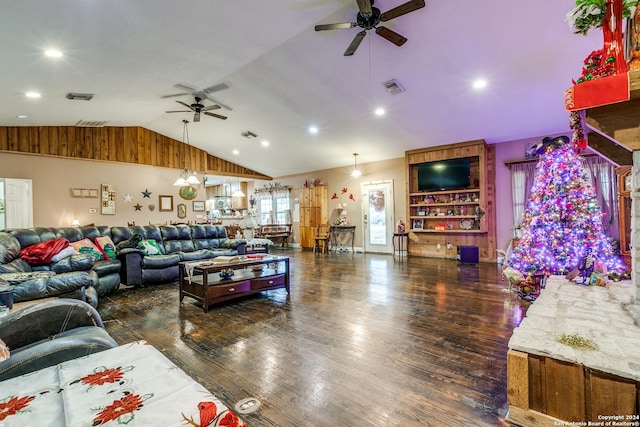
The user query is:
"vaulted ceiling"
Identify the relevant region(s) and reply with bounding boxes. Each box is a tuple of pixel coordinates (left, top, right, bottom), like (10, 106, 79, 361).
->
(0, 1, 603, 177)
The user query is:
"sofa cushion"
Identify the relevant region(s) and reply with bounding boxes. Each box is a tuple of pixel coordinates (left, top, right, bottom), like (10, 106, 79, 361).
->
(94, 236, 116, 260)
(51, 254, 95, 273)
(69, 238, 104, 261)
(0, 258, 32, 274)
(92, 259, 121, 277)
(179, 249, 214, 262)
(0, 271, 55, 286)
(0, 233, 21, 264)
(140, 253, 181, 269)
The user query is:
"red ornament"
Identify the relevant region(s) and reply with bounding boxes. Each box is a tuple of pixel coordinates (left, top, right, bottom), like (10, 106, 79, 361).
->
(331, 193, 338, 199)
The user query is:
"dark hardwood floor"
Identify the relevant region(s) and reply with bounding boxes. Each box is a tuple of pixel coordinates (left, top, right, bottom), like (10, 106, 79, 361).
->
(98, 250, 529, 427)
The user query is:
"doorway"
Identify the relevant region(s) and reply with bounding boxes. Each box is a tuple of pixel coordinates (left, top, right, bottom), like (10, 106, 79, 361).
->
(361, 180, 394, 254)
(1, 178, 33, 229)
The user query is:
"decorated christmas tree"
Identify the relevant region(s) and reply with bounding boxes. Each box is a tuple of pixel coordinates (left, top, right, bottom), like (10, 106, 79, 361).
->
(510, 135, 623, 275)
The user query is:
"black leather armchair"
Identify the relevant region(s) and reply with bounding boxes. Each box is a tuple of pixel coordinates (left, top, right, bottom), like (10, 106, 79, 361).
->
(0, 299, 118, 381)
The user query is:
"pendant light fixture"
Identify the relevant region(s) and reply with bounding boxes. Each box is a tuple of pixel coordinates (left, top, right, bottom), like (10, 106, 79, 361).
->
(351, 153, 361, 177)
(173, 119, 201, 186)
(232, 180, 246, 197)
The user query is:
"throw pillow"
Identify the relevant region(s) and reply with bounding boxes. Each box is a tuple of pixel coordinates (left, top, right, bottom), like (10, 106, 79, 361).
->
(69, 238, 104, 261)
(51, 246, 75, 263)
(94, 235, 117, 260)
(19, 238, 70, 265)
(139, 239, 162, 255)
(0, 339, 9, 362)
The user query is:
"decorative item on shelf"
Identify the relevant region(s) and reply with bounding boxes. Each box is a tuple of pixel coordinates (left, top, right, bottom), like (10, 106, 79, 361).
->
(396, 219, 405, 233)
(219, 268, 235, 280)
(412, 219, 423, 230)
(434, 223, 446, 231)
(460, 219, 475, 230)
(173, 120, 201, 186)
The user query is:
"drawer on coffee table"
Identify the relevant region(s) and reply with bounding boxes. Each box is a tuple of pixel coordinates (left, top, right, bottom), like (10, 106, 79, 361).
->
(251, 274, 285, 290)
(208, 280, 251, 298)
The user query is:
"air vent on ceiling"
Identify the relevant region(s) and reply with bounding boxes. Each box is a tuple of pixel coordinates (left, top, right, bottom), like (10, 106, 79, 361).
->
(75, 120, 108, 128)
(381, 79, 405, 95)
(241, 131, 258, 139)
(66, 92, 94, 101)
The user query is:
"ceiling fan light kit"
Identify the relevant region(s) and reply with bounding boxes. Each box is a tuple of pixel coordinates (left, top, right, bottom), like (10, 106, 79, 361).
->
(315, 0, 425, 56)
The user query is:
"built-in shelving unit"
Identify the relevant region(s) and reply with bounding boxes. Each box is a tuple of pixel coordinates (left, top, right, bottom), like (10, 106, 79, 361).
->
(405, 140, 496, 260)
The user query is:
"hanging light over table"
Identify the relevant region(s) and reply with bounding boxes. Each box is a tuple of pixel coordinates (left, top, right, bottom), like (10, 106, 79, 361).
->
(351, 153, 361, 177)
(173, 120, 201, 186)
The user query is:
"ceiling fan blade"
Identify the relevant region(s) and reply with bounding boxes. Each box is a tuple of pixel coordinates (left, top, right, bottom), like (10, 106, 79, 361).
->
(315, 22, 356, 31)
(194, 112, 201, 122)
(380, 0, 425, 22)
(356, 0, 372, 16)
(344, 30, 367, 56)
(161, 92, 190, 99)
(204, 111, 228, 120)
(173, 83, 199, 93)
(204, 95, 233, 111)
(202, 83, 229, 94)
(175, 100, 193, 109)
(165, 110, 191, 113)
(375, 26, 407, 46)
(202, 104, 221, 111)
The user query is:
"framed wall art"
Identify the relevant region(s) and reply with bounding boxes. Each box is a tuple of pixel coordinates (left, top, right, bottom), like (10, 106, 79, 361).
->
(193, 200, 205, 212)
(177, 203, 187, 219)
(101, 184, 116, 215)
(159, 195, 173, 212)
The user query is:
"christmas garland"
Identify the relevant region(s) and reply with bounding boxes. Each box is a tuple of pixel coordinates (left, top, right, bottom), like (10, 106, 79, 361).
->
(566, 0, 635, 35)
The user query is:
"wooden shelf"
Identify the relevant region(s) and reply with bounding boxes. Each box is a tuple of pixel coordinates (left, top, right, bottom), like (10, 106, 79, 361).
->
(411, 229, 487, 234)
(410, 202, 479, 207)
(409, 188, 480, 197)
(410, 215, 476, 219)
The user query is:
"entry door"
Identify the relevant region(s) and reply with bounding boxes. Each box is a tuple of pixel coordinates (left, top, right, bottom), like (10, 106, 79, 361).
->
(361, 180, 394, 254)
(4, 178, 33, 229)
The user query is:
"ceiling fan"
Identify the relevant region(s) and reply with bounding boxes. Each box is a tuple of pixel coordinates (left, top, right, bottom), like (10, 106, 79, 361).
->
(165, 97, 228, 122)
(315, 0, 425, 56)
(162, 82, 233, 111)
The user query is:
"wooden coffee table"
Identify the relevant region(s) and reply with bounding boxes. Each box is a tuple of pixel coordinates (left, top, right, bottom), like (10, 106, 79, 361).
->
(179, 255, 290, 311)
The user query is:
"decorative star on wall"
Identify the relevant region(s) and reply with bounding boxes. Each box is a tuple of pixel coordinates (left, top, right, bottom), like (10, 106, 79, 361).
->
(142, 189, 151, 198)
(123, 193, 133, 203)
(134, 203, 142, 211)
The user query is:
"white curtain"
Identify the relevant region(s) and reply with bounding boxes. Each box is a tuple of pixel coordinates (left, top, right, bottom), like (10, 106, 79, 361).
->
(581, 156, 619, 239)
(510, 162, 538, 229)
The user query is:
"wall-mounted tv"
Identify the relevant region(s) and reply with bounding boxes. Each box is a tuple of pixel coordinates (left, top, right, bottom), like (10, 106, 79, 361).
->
(417, 157, 471, 191)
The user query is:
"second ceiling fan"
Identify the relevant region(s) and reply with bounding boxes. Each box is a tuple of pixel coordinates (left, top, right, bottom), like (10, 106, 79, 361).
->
(315, 0, 425, 56)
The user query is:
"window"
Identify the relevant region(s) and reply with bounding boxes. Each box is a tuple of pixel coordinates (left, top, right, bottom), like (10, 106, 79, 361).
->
(275, 196, 290, 224)
(259, 198, 272, 225)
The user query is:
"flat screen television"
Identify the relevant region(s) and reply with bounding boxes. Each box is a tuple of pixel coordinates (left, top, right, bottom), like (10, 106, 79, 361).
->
(417, 157, 471, 191)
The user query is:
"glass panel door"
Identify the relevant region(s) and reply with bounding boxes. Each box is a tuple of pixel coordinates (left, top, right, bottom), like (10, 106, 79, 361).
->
(361, 180, 394, 254)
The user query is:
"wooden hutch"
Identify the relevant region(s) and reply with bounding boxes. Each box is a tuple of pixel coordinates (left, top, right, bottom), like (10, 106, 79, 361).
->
(405, 140, 496, 261)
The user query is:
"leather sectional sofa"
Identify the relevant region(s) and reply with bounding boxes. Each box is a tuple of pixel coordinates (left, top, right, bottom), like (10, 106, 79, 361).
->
(0, 224, 245, 306)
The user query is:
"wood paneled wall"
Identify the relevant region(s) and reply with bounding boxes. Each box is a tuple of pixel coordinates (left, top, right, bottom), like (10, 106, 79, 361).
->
(0, 126, 271, 180)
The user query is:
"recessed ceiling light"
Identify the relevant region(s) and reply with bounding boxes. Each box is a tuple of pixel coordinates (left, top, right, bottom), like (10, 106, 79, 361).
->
(25, 92, 41, 98)
(17, 114, 29, 119)
(472, 79, 487, 89)
(45, 49, 63, 58)
(374, 108, 386, 116)
(308, 126, 319, 135)
(261, 140, 269, 147)
(232, 149, 240, 155)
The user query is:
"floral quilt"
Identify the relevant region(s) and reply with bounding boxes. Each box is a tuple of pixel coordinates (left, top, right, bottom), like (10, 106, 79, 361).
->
(0, 340, 247, 426)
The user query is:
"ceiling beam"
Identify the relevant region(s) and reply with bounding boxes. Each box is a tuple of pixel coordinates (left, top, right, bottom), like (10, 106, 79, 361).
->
(586, 132, 632, 166)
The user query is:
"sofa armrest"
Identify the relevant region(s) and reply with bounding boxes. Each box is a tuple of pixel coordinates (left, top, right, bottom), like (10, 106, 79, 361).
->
(0, 326, 118, 381)
(50, 254, 95, 273)
(117, 250, 144, 287)
(0, 299, 105, 350)
(221, 239, 246, 255)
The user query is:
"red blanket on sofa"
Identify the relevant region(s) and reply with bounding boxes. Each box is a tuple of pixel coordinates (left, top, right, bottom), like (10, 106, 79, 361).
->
(19, 238, 69, 265)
